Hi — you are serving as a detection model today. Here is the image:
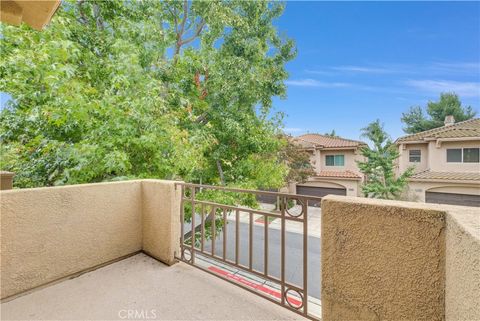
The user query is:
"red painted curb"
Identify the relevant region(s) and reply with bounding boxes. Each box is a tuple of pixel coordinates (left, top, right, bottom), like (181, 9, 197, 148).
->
(207, 266, 302, 307)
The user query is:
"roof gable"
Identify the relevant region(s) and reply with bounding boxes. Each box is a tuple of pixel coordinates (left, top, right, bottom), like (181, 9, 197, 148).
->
(295, 134, 366, 149)
(396, 118, 480, 143)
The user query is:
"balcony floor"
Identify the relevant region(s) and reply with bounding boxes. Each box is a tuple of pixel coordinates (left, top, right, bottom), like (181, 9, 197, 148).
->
(1, 253, 305, 320)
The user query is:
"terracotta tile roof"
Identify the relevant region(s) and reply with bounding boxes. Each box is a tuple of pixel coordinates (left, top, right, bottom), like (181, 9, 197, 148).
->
(411, 170, 480, 182)
(396, 118, 480, 143)
(295, 134, 366, 149)
(316, 170, 362, 180)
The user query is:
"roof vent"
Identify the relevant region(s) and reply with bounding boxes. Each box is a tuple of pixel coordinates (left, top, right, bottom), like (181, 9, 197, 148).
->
(444, 115, 455, 126)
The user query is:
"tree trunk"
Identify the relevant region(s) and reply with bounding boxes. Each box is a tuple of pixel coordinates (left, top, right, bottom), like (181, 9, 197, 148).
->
(216, 160, 225, 185)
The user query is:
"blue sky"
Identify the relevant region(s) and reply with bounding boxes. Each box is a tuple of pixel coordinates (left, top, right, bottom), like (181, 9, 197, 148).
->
(1, 1, 479, 142)
(273, 1, 480, 141)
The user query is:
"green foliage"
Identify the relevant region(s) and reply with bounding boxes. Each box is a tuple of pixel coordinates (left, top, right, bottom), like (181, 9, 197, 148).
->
(281, 136, 315, 183)
(324, 129, 338, 137)
(0, 0, 295, 192)
(357, 120, 414, 200)
(401, 92, 476, 134)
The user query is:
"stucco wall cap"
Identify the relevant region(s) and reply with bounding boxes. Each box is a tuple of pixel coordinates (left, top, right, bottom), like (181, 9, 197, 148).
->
(322, 195, 479, 242)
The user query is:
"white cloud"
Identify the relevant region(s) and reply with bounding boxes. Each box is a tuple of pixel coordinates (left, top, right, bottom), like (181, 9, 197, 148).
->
(285, 79, 350, 88)
(331, 65, 394, 74)
(405, 79, 480, 97)
(428, 62, 480, 74)
(306, 62, 480, 77)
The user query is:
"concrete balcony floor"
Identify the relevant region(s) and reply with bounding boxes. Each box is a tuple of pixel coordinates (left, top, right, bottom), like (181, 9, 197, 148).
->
(1, 253, 305, 320)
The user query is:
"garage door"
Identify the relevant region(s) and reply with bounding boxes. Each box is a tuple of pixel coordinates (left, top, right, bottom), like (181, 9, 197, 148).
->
(257, 188, 279, 204)
(426, 192, 480, 207)
(296, 185, 346, 206)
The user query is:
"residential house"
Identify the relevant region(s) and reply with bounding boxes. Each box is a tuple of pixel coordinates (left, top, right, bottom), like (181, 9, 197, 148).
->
(290, 134, 367, 201)
(395, 117, 480, 207)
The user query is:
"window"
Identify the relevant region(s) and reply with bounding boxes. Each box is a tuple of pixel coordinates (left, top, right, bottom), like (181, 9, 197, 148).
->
(325, 155, 344, 166)
(463, 148, 480, 163)
(409, 150, 421, 163)
(447, 148, 480, 163)
(447, 149, 462, 162)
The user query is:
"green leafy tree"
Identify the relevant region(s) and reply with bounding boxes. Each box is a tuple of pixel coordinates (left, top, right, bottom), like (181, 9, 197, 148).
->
(401, 92, 476, 134)
(357, 120, 414, 199)
(281, 136, 315, 183)
(0, 0, 294, 191)
(1, 0, 296, 238)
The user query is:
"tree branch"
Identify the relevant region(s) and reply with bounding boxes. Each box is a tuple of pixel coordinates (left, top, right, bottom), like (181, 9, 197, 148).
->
(178, 0, 188, 38)
(180, 19, 206, 46)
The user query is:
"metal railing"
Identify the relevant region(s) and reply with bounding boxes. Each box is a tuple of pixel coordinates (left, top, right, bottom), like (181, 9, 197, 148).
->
(175, 183, 322, 320)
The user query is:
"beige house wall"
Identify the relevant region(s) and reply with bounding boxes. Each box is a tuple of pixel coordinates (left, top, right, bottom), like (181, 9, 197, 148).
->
(322, 196, 480, 321)
(398, 142, 429, 173)
(398, 140, 480, 174)
(300, 148, 364, 197)
(308, 148, 363, 175)
(0, 180, 181, 300)
(429, 140, 480, 172)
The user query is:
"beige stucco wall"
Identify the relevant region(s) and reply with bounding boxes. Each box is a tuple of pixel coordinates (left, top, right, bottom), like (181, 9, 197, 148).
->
(321, 196, 446, 321)
(430, 141, 480, 172)
(0, 180, 182, 299)
(308, 148, 364, 175)
(398, 142, 429, 173)
(142, 180, 181, 265)
(398, 140, 480, 175)
(322, 196, 480, 321)
(445, 206, 480, 321)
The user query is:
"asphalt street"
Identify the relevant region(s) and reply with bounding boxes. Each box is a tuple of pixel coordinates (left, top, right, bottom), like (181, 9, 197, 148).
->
(201, 220, 321, 299)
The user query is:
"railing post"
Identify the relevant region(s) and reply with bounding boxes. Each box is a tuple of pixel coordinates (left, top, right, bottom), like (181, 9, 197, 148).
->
(0, 171, 14, 190)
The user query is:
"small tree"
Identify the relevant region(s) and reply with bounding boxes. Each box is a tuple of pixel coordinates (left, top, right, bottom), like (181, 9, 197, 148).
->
(357, 120, 414, 199)
(281, 136, 315, 184)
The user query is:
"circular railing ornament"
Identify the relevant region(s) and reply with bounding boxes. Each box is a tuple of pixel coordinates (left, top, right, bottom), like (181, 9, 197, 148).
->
(283, 287, 304, 310)
(285, 198, 305, 218)
(182, 247, 192, 263)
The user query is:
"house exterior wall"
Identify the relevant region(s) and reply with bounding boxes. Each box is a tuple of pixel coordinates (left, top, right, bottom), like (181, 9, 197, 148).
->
(307, 148, 363, 175)
(398, 143, 429, 173)
(300, 148, 364, 197)
(398, 140, 480, 173)
(429, 140, 480, 172)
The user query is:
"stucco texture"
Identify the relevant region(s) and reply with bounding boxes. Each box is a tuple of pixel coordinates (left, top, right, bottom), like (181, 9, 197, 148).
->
(445, 206, 480, 321)
(142, 180, 181, 265)
(321, 196, 446, 321)
(0, 180, 181, 300)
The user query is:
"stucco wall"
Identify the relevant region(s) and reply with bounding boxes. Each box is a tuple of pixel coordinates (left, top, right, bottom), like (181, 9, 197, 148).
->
(429, 140, 480, 172)
(445, 207, 480, 321)
(142, 180, 181, 265)
(398, 142, 429, 174)
(0, 180, 182, 299)
(321, 196, 446, 321)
